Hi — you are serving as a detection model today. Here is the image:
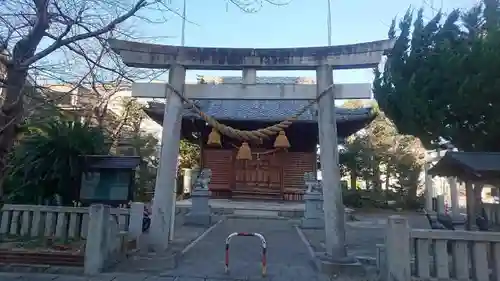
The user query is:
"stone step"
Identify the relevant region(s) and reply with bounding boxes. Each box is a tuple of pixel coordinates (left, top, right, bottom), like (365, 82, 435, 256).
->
(232, 209, 281, 218)
(231, 190, 283, 201)
(231, 194, 282, 201)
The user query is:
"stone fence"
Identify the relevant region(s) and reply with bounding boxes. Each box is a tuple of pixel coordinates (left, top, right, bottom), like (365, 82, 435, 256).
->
(0, 203, 144, 240)
(380, 215, 500, 281)
(0, 203, 145, 274)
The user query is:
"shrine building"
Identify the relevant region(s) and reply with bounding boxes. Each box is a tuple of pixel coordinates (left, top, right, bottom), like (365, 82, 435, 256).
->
(144, 76, 374, 201)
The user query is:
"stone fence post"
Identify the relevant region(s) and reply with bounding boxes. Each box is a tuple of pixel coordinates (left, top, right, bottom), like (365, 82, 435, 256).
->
(386, 215, 411, 281)
(128, 202, 145, 241)
(84, 204, 110, 275)
(436, 195, 445, 215)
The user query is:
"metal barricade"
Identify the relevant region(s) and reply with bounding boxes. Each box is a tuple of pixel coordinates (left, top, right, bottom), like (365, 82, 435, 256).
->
(225, 232, 267, 276)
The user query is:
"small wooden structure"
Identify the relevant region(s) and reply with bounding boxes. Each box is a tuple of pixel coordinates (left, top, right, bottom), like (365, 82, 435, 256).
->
(78, 155, 141, 206)
(144, 76, 374, 201)
(428, 151, 500, 229)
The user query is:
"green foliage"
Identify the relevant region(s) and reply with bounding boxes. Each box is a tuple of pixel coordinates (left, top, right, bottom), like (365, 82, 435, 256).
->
(179, 140, 200, 170)
(374, 0, 500, 152)
(342, 187, 425, 210)
(339, 137, 366, 179)
(176, 140, 200, 196)
(341, 100, 367, 109)
(2, 91, 199, 204)
(339, 100, 425, 208)
(130, 133, 159, 202)
(4, 120, 107, 204)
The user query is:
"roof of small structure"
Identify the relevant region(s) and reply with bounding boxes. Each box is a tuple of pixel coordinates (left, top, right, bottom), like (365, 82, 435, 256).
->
(81, 155, 141, 169)
(428, 151, 500, 183)
(145, 76, 374, 123)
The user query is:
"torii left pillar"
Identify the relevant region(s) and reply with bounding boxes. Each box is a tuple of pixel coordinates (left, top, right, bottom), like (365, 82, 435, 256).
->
(149, 65, 186, 251)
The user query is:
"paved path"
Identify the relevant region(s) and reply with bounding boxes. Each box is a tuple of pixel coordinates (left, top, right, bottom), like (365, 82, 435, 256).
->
(160, 217, 327, 280)
(111, 213, 218, 273)
(0, 217, 333, 281)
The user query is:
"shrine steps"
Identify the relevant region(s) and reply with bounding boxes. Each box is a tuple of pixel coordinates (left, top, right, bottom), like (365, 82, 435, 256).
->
(231, 190, 283, 201)
(209, 188, 304, 201)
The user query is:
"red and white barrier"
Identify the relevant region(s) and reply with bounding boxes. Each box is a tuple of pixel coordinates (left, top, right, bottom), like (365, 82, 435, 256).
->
(225, 232, 267, 276)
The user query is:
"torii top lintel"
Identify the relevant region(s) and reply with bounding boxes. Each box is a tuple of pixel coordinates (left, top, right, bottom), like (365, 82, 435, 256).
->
(108, 39, 394, 71)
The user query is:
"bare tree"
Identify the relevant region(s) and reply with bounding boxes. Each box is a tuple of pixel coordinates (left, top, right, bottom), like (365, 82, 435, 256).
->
(0, 0, 289, 198)
(0, 0, 174, 197)
(76, 46, 158, 150)
(227, 0, 291, 12)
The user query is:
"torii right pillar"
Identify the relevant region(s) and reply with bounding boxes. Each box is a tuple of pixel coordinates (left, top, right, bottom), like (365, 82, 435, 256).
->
(316, 65, 346, 257)
(316, 64, 357, 269)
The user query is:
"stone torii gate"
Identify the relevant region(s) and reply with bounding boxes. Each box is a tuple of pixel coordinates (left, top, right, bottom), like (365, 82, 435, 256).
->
(109, 39, 394, 262)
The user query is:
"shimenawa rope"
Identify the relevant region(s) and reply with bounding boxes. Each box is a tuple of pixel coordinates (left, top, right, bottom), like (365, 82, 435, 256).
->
(163, 82, 335, 143)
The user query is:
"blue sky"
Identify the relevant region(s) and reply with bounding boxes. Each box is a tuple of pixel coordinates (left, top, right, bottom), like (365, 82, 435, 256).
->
(130, 0, 480, 83)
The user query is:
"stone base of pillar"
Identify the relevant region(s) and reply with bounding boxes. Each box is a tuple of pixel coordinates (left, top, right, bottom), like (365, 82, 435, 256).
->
(185, 189, 211, 226)
(300, 192, 324, 229)
(185, 213, 212, 226)
(300, 217, 324, 229)
(315, 253, 365, 276)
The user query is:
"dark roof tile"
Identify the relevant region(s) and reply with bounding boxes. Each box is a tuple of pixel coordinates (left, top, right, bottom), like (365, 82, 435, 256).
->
(82, 155, 141, 169)
(149, 100, 372, 122)
(148, 76, 373, 122)
(428, 151, 500, 182)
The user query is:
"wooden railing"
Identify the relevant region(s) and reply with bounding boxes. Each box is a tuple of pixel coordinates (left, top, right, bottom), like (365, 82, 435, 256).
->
(381, 215, 500, 281)
(283, 190, 304, 201)
(208, 189, 304, 201)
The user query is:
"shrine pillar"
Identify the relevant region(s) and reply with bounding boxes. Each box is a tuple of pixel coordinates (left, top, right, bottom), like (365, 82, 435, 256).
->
(149, 65, 186, 251)
(424, 162, 434, 211)
(449, 177, 459, 216)
(316, 64, 347, 259)
(242, 68, 257, 84)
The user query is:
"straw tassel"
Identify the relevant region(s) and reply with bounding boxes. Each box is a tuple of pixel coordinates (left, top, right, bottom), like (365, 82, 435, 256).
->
(207, 128, 221, 146)
(273, 131, 290, 149)
(236, 142, 252, 160)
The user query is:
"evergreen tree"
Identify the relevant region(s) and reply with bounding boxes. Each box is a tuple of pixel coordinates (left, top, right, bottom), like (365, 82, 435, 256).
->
(374, 0, 500, 152)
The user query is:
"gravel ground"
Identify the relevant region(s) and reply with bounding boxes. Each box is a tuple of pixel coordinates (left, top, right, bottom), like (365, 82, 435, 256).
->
(302, 211, 430, 258)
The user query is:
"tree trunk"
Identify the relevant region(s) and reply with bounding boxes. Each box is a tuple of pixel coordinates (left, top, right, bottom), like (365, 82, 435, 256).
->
(407, 184, 418, 202)
(385, 163, 391, 202)
(350, 172, 357, 190)
(349, 160, 357, 190)
(0, 67, 28, 198)
(0, 4, 50, 199)
(372, 159, 381, 192)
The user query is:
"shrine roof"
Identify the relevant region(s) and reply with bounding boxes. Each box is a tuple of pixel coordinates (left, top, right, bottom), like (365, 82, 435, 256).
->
(145, 76, 373, 123)
(428, 151, 500, 183)
(81, 155, 141, 169)
(146, 100, 372, 123)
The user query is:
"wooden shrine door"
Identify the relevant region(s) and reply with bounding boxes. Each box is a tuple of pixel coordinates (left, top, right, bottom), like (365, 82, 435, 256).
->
(233, 150, 283, 200)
